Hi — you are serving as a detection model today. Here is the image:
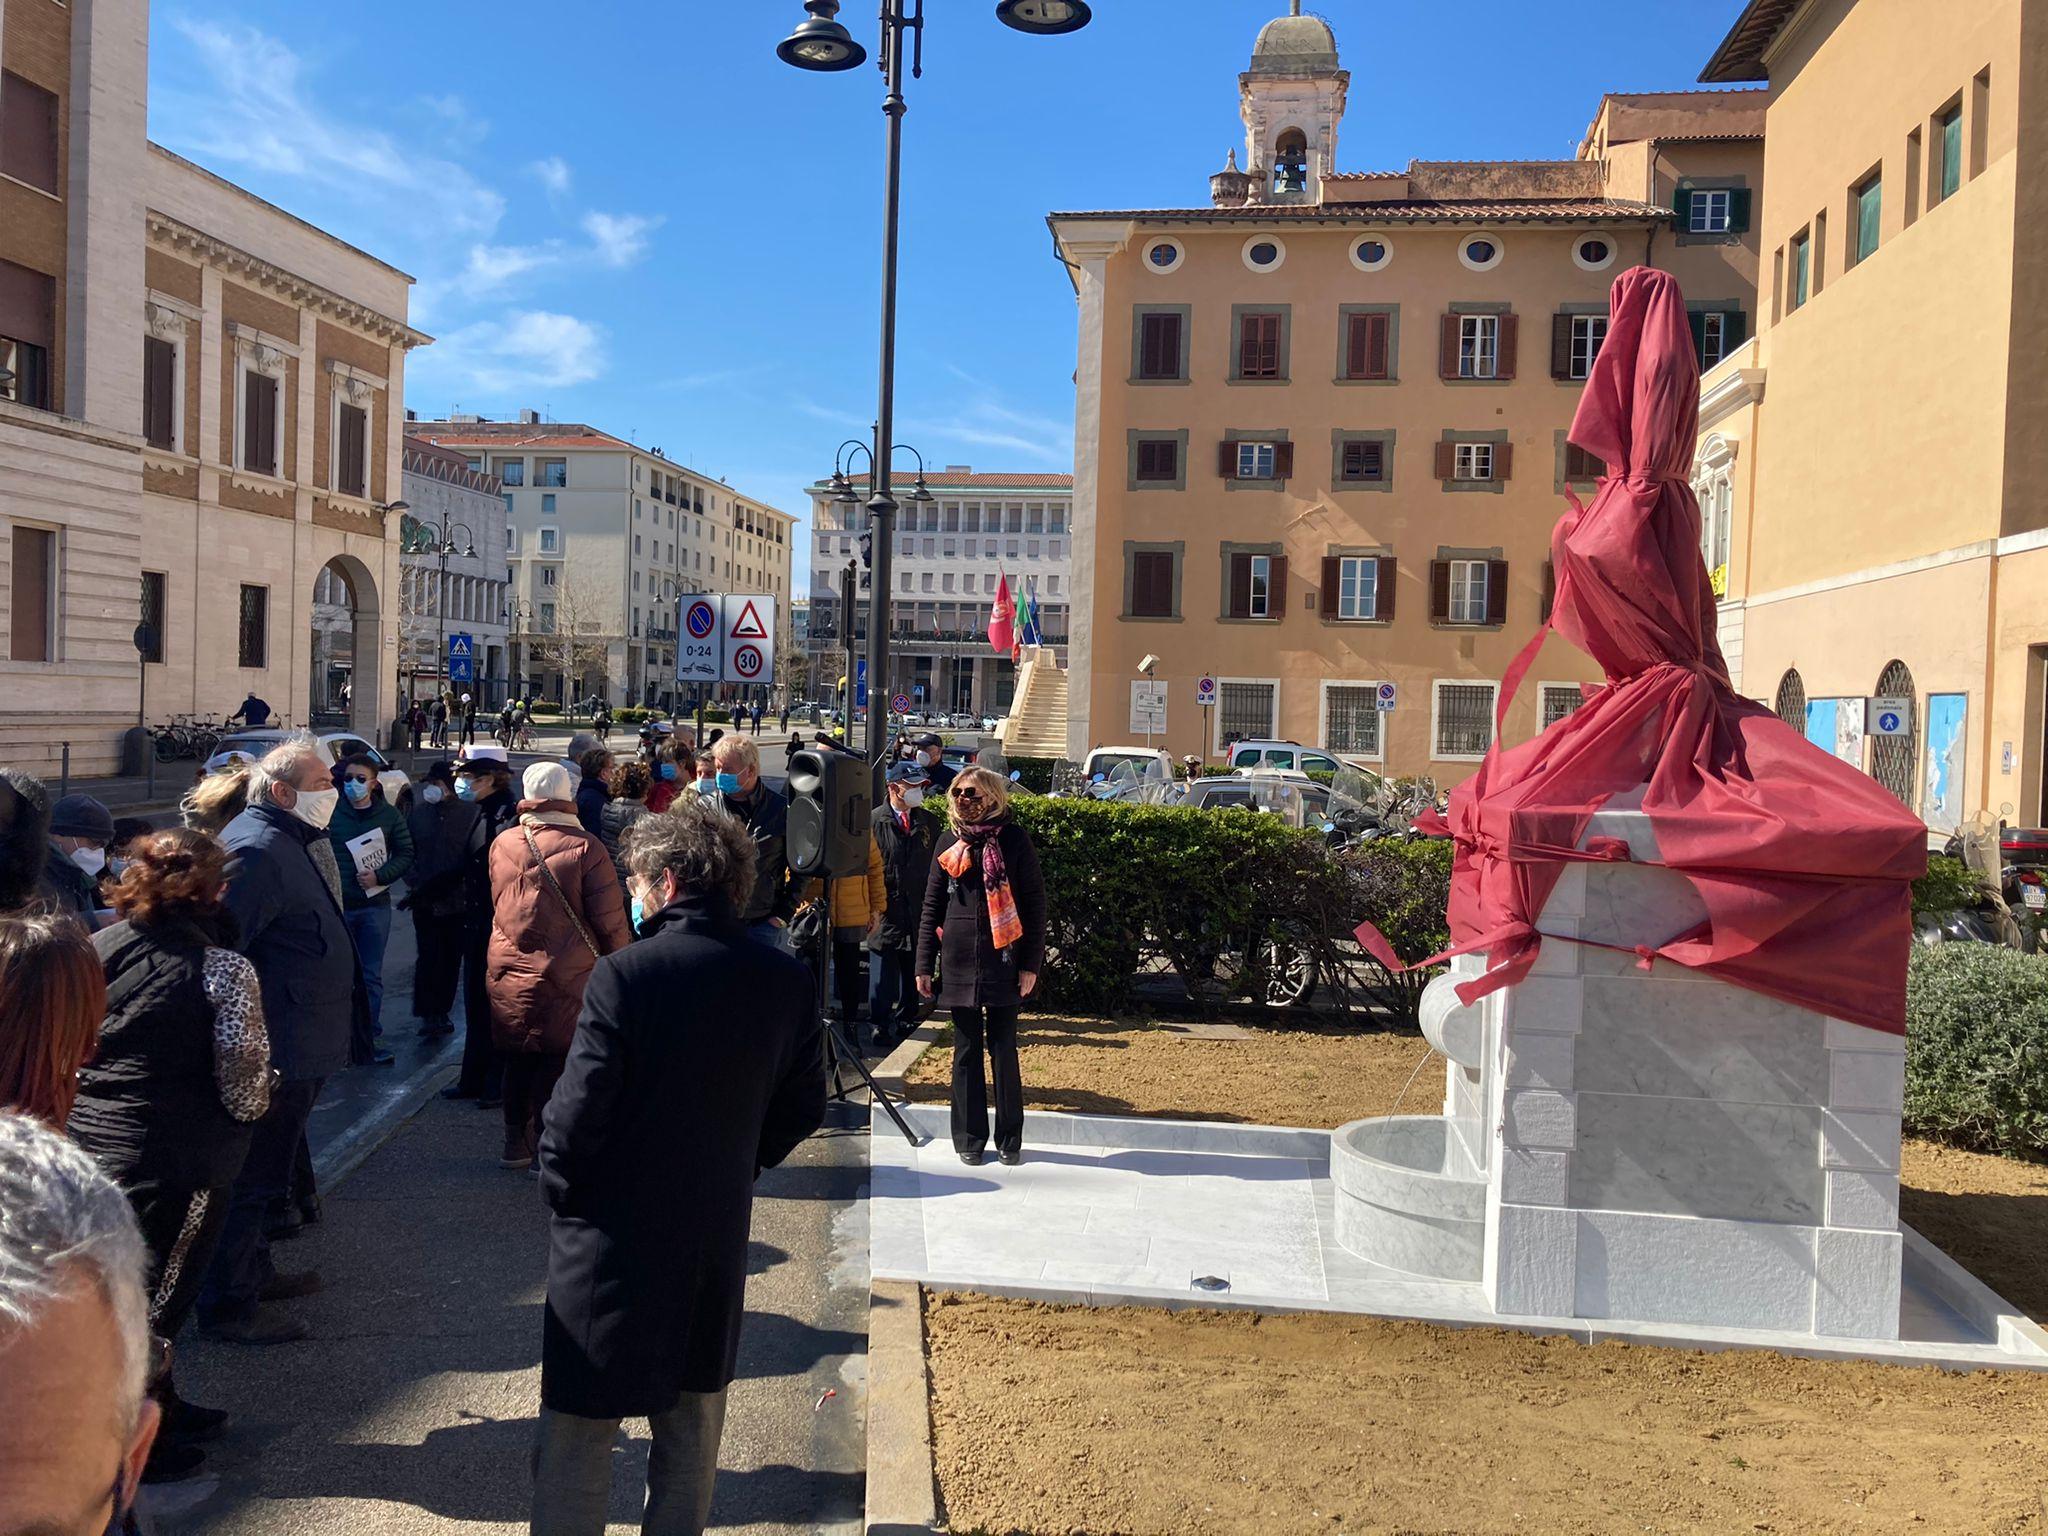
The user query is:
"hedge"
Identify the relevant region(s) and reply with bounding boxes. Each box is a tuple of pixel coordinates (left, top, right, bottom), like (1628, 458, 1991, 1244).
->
(1904, 943, 2048, 1159)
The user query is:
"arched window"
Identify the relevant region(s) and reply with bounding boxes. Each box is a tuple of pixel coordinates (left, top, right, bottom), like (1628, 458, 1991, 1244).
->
(1869, 659, 1918, 806)
(1272, 129, 1308, 195)
(1775, 668, 1805, 729)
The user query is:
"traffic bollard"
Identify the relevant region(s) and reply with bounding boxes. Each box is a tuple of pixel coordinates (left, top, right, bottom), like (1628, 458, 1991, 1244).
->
(59, 741, 70, 799)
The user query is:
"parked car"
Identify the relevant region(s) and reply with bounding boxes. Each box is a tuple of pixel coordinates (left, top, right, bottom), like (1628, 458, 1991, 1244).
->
(940, 744, 980, 774)
(980, 715, 1000, 733)
(1082, 746, 1175, 786)
(1226, 740, 1353, 779)
(211, 729, 414, 809)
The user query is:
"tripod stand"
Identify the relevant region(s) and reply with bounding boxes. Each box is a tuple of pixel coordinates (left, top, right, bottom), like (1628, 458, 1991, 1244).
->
(806, 905, 922, 1146)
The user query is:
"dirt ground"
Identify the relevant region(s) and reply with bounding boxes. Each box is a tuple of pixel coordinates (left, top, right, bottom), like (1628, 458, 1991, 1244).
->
(904, 1013, 2048, 1322)
(925, 1291, 2048, 1536)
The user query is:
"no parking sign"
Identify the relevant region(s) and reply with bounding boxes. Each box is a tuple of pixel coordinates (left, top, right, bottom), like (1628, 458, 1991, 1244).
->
(678, 598, 721, 683)
(1195, 675, 1217, 707)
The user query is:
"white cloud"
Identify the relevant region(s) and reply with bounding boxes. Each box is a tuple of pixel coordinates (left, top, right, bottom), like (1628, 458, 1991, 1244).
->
(528, 156, 573, 197)
(582, 211, 663, 268)
(423, 311, 605, 394)
(456, 242, 564, 298)
(157, 17, 505, 237)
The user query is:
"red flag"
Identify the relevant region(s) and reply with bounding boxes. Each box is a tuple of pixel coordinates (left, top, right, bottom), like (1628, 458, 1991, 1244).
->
(987, 571, 1015, 655)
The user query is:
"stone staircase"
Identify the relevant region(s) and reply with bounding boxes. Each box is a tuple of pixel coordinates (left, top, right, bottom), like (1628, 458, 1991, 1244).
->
(998, 649, 1069, 760)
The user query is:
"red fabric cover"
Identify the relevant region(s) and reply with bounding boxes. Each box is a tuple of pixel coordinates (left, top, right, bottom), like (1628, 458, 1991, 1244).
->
(1361, 267, 1925, 1034)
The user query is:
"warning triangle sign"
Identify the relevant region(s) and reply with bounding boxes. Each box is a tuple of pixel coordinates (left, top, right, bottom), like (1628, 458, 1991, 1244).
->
(728, 599, 769, 640)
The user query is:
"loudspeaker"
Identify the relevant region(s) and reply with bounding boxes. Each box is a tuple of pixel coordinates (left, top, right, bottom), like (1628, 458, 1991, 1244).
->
(786, 748, 872, 878)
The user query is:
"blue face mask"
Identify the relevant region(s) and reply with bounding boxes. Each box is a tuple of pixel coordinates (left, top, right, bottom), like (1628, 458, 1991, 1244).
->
(629, 894, 646, 933)
(716, 771, 743, 795)
(454, 778, 477, 802)
(659, 763, 679, 781)
(344, 779, 371, 804)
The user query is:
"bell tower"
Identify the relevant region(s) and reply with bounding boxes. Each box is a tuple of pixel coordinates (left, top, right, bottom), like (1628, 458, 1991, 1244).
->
(1235, 2, 1349, 206)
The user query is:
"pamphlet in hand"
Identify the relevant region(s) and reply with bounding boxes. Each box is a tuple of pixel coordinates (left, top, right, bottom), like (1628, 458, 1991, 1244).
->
(344, 828, 387, 879)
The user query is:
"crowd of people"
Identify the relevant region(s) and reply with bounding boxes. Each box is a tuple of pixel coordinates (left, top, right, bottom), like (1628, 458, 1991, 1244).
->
(0, 706, 1047, 1533)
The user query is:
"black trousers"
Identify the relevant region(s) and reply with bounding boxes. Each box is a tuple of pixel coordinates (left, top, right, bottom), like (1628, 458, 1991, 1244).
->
(503, 1051, 566, 1149)
(829, 935, 867, 1021)
(950, 1005, 1023, 1156)
(456, 919, 503, 1098)
(199, 1077, 321, 1322)
(413, 908, 465, 1021)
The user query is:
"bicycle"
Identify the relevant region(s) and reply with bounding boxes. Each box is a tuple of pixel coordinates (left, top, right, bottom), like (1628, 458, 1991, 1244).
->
(514, 722, 536, 752)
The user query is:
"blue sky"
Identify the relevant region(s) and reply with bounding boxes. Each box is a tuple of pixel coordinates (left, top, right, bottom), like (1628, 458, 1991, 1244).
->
(146, 1, 1739, 541)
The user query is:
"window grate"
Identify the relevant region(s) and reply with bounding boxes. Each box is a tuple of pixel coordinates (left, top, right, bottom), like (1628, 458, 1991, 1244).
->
(237, 584, 267, 669)
(1326, 685, 1382, 755)
(1775, 669, 1805, 729)
(139, 572, 166, 663)
(1869, 660, 1917, 806)
(1435, 682, 1495, 758)
(1218, 681, 1276, 747)
(1540, 684, 1584, 730)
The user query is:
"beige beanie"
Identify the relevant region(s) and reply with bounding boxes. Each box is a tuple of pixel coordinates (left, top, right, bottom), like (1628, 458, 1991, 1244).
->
(523, 761, 573, 803)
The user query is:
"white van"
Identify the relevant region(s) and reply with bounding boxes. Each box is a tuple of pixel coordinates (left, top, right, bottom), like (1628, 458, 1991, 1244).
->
(1226, 740, 1348, 778)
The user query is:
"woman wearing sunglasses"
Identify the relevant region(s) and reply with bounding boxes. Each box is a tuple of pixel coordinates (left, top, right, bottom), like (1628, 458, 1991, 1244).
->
(914, 766, 1045, 1166)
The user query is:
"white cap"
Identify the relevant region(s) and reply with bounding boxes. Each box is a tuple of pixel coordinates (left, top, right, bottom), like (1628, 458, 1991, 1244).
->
(454, 743, 509, 769)
(523, 761, 573, 802)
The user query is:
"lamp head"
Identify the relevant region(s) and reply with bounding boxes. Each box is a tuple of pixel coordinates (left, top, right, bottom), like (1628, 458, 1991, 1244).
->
(777, 0, 866, 71)
(995, 0, 1093, 35)
(1137, 654, 1160, 676)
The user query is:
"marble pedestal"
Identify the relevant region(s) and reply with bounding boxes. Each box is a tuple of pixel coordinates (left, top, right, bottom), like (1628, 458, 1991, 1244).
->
(1337, 800, 1906, 1341)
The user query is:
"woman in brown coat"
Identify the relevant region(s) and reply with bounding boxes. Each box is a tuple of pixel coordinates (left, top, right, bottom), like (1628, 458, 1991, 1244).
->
(486, 762, 631, 1170)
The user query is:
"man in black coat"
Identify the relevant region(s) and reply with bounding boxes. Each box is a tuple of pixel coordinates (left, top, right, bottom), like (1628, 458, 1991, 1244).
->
(867, 761, 937, 1051)
(533, 798, 825, 1534)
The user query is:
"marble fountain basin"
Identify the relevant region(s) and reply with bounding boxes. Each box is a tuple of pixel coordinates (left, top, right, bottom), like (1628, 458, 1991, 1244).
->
(1331, 1115, 1486, 1282)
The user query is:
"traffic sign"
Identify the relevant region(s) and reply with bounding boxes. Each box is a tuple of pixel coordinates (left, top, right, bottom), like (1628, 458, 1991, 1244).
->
(1870, 695, 1911, 736)
(1195, 675, 1217, 707)
(1376, 681, 1398, 713)
(728, 598, 770, 641)
(678, 598, 721, 683)
(855, 657, 868, 708)
(891, 692, 912, 714)
(448, 632, 475, 683)
(717, 595, 777, 686)
(731, 642, 764, 680)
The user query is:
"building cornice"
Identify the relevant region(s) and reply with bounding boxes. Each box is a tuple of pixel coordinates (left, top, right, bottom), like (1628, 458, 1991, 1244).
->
(1698, 343, 1766, 428)
(147, 211, 433, 350)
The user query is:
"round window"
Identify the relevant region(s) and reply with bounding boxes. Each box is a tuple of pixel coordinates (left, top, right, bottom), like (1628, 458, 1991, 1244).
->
(1573, 235, 1616, 272)
(1240, 235, 1287, 272)
(1350, 237, 1391, 273)
(1460, 237, 1501, 271)
(1144, 238, 1184, 274)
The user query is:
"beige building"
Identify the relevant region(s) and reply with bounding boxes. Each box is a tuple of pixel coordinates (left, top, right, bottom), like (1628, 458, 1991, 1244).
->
(411, 417, 796, 709)
(1051, 5, 1763, 775)
(1, 0, 424, 773)
(1696, 0, 2039, 830)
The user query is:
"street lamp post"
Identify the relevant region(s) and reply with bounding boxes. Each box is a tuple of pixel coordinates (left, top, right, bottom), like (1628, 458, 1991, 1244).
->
(778, 0, 1092, 771)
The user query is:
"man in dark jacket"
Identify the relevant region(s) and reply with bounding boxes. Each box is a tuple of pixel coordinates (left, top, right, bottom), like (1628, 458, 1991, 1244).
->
(443, 745, 518, 1104)
(198, 736, 353, 1344)
(712, 734, 800, 948)
(909, 732, 956, 793)
(867, 761, 936, 1051)
(39, 794, 113, 922)
(402, 761, 480, 1038)
(534, 798, 824, 1533)
(229, 691, 272, 727)
(0, 767, 52, 913)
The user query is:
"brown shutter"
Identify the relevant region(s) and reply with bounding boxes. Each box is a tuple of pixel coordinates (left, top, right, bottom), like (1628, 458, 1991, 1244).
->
(341, 405, 368, 496)
(246, 373, 276, 474)
(1376, 555, 1398, 620)
(1493, 441, 1513, 481)
(1261, 315, 1281, 377)
(1541, 560, 1556, 621)
(1496, 314, 1519, 380)
(1438, 312, 1461, 379)
(1429, 560, 1450, 622)
(1365, 312, 1390, 379)
(1550, 313, 1574, 380)
(1321, 555, 1342, 615)
(1238, 314, 1258, 378)
(1219, 440, 1238, 478)
(1433, 441, 1456, 480)
(1270, 555, 1288, 619)
(143, 337, 175, 448)
(1228, 554, 1250, 618)
(1486, 560, 1510, 625)
(1273, 441, 1294, 479)
(1345, 314, 1369, 379)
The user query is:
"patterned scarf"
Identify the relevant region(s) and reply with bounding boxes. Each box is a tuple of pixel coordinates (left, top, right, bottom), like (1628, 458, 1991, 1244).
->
(938, 821, 1021, 950)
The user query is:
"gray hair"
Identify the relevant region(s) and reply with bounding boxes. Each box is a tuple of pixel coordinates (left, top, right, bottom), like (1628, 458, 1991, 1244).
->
(621, 795, 757, 914)
(244, 732, 323, 807)
(0, 1112, 150, 1428)
(566, 731, 601, 762)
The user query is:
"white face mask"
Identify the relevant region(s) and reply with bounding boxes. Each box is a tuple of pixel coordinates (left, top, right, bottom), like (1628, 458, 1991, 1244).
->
(70, 845, 107, 876)
(287, 785, 339, 831)
(899, 786, 925, 809)
(422, 784, 445, 805)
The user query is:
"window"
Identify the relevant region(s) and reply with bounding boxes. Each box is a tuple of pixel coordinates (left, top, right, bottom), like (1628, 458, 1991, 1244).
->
(539, 528, 560, 554)
(1226, 551, 1280, 620)
(1692, 310, 1745, 370)
(1235, 441, 1280, 479)
(1127, 549, 1178, 619)
(1853, 171, 1882, 265)
(1136, 310, 1184, 380)
(0, 331, 51, 410)
(1454, 443, 1493, 481)
(942, 573, 956, 593)
(1566, 314, 1606, 380)
(539, 602, 556, 632)
(1216, 681, 1277, 751)
(1431, 557, 1506, 627)
(538, 458, 568, 488)
(0, 71, 59, 194)
(1134, 437, 1179, 482)
(1343, 310, 1393, 381)
(541, 493, 556, 514)
(1458, 314, 1498, 379)
(1448, 560, 1488, 623)
(1351, 237, 1391, 273)
(236, 584, 267, 669)
(8, 525, 54, 662)
(496, 457, 525, 486)
(239, 364, 281, 476)
(1574, 236, 1614, 271)
(1689, 188, 1732, 233)
(633, 534, 642, 555)
(1563, 441, 1604, 481)
(1540, 683, 1586, 729)
(143, 336, 177, 450)
(1236, 311, 1283, 379)
(1774, 669, 1805, 728)
(1936, 103, 1963, 203)
(506, 526, 519, 553)
(1325, 555, 1390, 621)
(335, 400, 368, 498)
(501, 492, 515, 517)
(544, 566, 559, 588)
(1459, 236, 1502, 272)
(1434, 681, 1498, 760)
(1339, 440, 1386, 484)
(1144, 238, 1183, 273)
(1790, 231, 1811, 310)
(138, 571, 166, 663)
(1243, 238, 1284, 272)
(1324, 684, 1382, 756)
